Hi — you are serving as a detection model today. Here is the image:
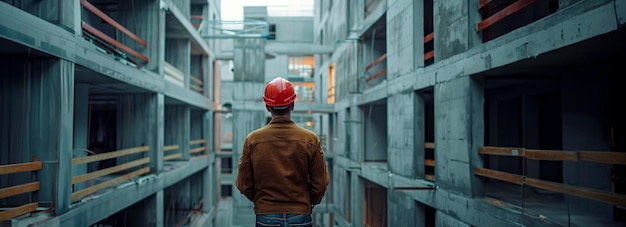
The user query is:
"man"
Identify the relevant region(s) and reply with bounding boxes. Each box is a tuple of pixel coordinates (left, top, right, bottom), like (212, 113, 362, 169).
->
(236, 77, 330, 227)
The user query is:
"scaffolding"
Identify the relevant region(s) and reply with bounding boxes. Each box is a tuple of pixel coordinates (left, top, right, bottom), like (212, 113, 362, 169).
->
(199, 19, 271, 39)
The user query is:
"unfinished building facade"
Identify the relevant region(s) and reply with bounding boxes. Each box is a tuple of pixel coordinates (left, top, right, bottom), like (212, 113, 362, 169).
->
(314, 0, 626, 226)
(0, 0, 221, 226)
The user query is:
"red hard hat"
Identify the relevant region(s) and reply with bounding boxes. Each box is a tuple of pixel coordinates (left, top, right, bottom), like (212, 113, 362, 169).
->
(263, 77, 297, 106)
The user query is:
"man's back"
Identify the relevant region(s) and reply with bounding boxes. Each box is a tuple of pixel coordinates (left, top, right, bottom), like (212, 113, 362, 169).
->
(237, 116, 329, 214)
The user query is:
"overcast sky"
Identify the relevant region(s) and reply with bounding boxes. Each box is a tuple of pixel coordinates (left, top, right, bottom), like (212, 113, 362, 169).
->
(221, 0, 314, 20)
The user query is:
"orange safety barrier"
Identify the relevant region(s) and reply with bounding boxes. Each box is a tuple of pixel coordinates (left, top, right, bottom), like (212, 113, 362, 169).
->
(80, 0, 149, 64)
(80, 0, 147, 47)
(424, 32, 434, 61)
(477, 0, 536, 31)
(365, 53, 387, 83)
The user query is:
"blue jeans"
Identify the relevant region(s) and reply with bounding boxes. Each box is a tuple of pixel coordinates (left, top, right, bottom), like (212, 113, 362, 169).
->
(256, 213, 312, 227)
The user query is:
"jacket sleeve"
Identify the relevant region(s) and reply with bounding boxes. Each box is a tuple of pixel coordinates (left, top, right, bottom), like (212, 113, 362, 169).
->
(236, 139, 255, 202)
(309, 137, 330, 205)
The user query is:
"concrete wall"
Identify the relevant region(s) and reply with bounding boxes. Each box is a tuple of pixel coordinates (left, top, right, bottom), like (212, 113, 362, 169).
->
(269, 17, 314, 43)
(316, 0, 626, 226)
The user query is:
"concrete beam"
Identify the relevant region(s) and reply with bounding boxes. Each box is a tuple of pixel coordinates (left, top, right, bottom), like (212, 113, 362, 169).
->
(415, 0, 620, 90)
(265, 42, 334, 55)
(214, 42, 335, 60)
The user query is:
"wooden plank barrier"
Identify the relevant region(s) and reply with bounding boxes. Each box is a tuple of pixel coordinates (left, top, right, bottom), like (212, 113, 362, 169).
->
(73, 146, 149, 165)
(72, 158, 150, 184)
(164, 144, 182, 161)
(0, 162, 42, 175)
(0, 158, 42, 221)
(0, 203, 39, 221)
(71, 146, 150, 201)
(164, 62, 185, 84)
(425, 142, 435, 181)
(579, 151, 626, 165)
(190, 139, 207, 155)
(72, 167, 150, 201)
(0, 182, 40, 199)
(476, 146, 626, 207)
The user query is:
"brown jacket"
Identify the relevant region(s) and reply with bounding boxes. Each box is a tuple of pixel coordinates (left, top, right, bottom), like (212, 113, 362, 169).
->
(236, 116, 330, 214)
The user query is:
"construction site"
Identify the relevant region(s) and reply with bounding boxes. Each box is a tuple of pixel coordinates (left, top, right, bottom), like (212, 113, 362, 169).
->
(1, 0, 625, 226)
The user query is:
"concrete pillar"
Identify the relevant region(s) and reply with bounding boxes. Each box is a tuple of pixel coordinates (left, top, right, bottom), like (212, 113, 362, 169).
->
(232, 110, 266, 226)
(434, 76, 484, 196)
(204, 56, 213, 99)
(388, 91, 420, 178)
(562, 74, 612, 219)
(60, 0, 80, 35)
(129, 190, 164, 227)
(349, 172, 364, 227)
(231, 35, 266, 225)
(388, 190, 419, 227)
(349, 105, 363, 161)
(50, 59, 75, 215)
(415, 92, 427, 178)
(203, 154, 214, 214)
(72, 84, 90, 191)
(386, 0, 424, 78)
(152, 94, 165, 173)
(204, 110, 215, 214)
(434, 1, 481, 61)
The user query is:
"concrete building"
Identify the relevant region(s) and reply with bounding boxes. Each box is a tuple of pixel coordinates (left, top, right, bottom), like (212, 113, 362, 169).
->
(2, 0, 626, 227)
(313, 0, 626, 226)
(1, 0, 221, 226)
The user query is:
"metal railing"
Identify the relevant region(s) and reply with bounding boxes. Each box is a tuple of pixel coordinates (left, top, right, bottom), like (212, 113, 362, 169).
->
(80, 0, 149, 66)
(364, 53, 387, 84)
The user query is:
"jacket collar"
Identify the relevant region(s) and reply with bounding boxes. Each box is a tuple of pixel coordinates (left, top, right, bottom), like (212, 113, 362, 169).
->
(269, 116, 295, 124)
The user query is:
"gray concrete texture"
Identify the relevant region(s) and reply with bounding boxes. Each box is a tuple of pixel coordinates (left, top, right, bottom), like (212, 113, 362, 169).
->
(311, 0, 626, 226)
